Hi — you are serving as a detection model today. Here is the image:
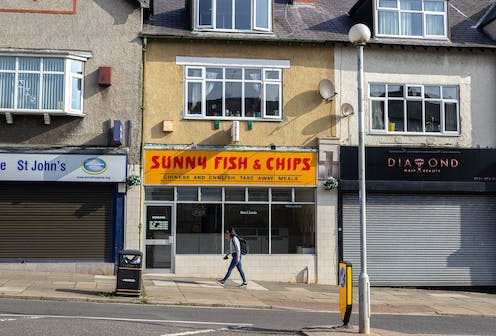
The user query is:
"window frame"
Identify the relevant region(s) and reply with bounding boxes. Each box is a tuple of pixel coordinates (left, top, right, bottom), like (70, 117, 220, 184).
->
(179, 58, 288, 121)
(375, 0, 448, 39)
(369, 83, 460, 135)
(195, 0, 272, 33)
(145, 186, 316, 255)
(0, 53, 87, 116)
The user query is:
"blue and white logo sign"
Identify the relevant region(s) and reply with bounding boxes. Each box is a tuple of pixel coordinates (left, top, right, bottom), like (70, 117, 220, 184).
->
(0, 153, 126, 182)
(82, 158, 108, 175)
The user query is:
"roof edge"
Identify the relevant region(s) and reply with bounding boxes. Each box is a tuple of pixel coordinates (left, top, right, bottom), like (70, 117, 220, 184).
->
(475, 2, 496, 28)
(349, 0, 369, 16)
(140, 32, 496, 50)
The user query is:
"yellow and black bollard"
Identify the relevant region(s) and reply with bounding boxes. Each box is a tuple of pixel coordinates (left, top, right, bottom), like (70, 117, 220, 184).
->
(339, 261, 353, 327)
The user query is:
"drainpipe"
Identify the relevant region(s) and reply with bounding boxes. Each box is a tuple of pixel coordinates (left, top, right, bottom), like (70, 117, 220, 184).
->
(138, 35, 148, 253)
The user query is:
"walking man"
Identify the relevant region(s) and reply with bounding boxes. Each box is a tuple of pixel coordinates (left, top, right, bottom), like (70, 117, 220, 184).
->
(217, 227, 248, 287)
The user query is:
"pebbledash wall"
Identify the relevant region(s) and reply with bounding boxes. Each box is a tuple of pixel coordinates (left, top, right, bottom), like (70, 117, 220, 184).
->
(0, 0, 143, 273)
(142, 40, 339, 284)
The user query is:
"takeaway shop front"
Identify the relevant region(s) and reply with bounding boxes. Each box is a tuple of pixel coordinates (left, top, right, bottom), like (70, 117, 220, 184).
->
(0, 151, 127, 274)
(143, 148, 319, 282)
(339, 146, 496, 287)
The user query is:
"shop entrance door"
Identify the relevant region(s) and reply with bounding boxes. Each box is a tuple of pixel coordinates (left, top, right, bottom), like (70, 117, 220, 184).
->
(144, 204, 175, 272)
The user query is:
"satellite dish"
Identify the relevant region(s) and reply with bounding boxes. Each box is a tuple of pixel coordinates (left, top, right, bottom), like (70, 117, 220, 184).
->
(318, 79, 337, 101)
(341, 103, 354, 117)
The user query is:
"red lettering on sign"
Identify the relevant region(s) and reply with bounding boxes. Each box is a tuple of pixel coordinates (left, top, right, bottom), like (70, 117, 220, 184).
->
(293, 158, 302, 170)
(151, 156, 160, 169)
(302, 158, 311, 171)
(151, 156, 208, 170)
(198, 157, 207, 169)
(239, 157, 248, 170)
(266, 158, 274, 170)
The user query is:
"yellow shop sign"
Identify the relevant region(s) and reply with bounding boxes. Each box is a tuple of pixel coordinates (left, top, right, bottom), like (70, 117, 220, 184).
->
(144, 150, 317, 186)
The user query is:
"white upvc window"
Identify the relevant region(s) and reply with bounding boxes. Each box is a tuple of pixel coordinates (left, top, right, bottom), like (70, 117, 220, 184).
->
(369, 83, 460, 135)
(196, 0, 271, 32)
(376, 0, 447, 38)
(0, 54, 87, 116)
(177, 57, 289, 121)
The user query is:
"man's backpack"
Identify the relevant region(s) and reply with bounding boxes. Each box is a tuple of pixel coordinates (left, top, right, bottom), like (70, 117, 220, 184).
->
(239, 237, 249, 255)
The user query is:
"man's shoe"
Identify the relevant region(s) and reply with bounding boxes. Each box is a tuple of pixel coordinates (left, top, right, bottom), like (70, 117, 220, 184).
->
(216, 280, 225, 287)
(239, 282, 248, 288)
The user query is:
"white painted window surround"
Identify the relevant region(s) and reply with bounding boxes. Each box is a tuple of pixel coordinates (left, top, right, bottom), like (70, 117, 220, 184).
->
(375, 0, 448, 39)
(177, 56, 290, 121)
(369, 83, 460, 135)
(195, 0, 272, 33)
(0, 50, 91, 117)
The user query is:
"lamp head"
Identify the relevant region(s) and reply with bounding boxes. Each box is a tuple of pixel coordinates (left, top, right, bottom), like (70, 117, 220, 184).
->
(348, 23, 371, 44)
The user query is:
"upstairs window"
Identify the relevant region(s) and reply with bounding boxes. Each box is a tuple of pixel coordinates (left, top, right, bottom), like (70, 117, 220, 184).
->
(376, 0, 447, 38)
(0, 55, 85, 115)
(369, 83, 459, 135)
(196, 0, 271, 32)
(177, 56, 289, 121)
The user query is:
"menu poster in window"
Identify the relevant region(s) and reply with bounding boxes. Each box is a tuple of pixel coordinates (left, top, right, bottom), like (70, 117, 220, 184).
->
(149, 215, 169, 231)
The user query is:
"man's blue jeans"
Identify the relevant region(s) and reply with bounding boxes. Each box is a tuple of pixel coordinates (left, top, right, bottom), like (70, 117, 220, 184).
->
(222, 253, 247, 283)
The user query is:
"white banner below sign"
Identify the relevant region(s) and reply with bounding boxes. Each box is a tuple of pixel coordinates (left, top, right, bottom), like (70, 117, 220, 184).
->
(0, 153, 127, 182)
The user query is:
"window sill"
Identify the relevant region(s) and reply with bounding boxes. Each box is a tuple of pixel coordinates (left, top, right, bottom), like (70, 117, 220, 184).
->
(183, 116, 282, 122)
(369, 131, 460, 137)
(2, 110, 85, 124)
(192, 29, 273, 35)
(374, 34, 450, 41)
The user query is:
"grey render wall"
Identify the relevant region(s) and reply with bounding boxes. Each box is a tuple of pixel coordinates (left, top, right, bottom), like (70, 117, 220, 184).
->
(0, 0, 143, 164)
(334, 46, 496, 149)
(483, 21, 496, 41)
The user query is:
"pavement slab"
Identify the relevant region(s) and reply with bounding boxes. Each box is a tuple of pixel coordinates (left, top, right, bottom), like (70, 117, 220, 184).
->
(301, 325, 417, 336)
(0, 286, 27, 293)
(0, 270, 494, 319)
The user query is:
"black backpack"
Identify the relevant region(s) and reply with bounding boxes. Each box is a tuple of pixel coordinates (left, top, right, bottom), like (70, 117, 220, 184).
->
(238, 237, 249, 255)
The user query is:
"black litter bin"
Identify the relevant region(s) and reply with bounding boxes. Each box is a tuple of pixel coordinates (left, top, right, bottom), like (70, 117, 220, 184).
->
(116, 249, 142, 297)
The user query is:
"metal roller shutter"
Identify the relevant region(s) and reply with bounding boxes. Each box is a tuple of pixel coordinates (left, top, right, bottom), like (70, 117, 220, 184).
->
(342, 193, 496, 286)
(0, 183, 113, 261)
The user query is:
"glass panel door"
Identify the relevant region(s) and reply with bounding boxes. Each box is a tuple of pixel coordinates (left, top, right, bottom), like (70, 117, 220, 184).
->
(144, 204, 175, 271)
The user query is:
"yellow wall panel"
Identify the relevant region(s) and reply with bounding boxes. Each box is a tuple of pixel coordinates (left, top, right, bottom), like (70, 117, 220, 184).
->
(144, 40, 336, 146)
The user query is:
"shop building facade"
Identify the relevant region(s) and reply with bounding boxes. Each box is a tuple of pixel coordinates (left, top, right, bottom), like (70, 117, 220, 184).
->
(0, 0, 146, 273)
(141, 0, 342, 283)
(331, 0, 496, 286)
(142, 0, 496, 285)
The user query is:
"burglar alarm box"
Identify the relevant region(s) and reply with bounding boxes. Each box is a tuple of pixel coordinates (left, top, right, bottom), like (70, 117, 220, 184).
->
(98, 66, 112, 86)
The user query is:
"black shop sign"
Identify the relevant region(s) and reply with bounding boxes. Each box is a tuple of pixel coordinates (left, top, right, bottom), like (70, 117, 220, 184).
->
(340, 146, 496, 182)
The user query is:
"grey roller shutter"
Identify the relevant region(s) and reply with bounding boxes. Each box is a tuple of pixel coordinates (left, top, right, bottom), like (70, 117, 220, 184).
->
(342, 193, 496, 286)
(0, 183, 113, 261)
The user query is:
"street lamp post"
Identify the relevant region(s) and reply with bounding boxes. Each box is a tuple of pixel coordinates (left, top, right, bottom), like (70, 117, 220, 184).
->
(348, 23, 371, 335)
